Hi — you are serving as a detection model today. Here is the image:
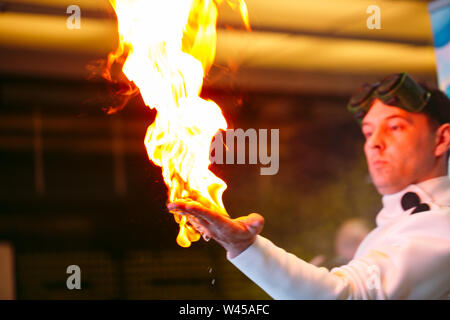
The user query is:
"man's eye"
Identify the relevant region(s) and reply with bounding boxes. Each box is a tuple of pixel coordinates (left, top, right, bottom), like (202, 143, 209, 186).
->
(363, 132, 372, 138)
(389, 125, 403, 131)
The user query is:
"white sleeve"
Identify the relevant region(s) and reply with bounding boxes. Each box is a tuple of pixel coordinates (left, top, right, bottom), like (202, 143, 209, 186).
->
(228, 210, 450, 300)
(228, 235, 351, 299)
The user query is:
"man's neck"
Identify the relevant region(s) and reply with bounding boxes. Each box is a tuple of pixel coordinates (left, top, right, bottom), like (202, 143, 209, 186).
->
(378, 172, 448, 196)
(411, 170, 448, 187)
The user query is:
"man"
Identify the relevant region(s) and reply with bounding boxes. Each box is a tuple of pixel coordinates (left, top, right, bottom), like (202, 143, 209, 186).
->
(168, 73, 450, 299)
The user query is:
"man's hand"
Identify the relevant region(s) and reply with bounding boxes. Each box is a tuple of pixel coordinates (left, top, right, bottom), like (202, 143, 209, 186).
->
(167, 201, 264, 258)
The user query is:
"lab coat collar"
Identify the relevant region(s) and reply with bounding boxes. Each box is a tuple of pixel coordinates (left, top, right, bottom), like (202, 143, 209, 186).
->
(376, 175, 450, 227)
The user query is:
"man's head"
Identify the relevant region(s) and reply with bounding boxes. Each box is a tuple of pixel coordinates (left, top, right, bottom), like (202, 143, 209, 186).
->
(348, 73, 450, 195)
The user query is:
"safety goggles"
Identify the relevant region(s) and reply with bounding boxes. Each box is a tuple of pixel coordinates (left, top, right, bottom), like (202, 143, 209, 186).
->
(347, 72, 431, 124)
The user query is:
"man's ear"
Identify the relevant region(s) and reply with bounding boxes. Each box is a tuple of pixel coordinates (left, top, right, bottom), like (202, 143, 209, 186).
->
(434, 123, 450, 158)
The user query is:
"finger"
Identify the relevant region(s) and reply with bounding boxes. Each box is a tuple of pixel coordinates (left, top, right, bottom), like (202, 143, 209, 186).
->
(188, 214, 210, 228)
(186, 214, 226, 243)
(168, 201, 229, 225)
(168, 201, 206, 213)
(167, 201, 200, 216)
(167, 201, 188, 212)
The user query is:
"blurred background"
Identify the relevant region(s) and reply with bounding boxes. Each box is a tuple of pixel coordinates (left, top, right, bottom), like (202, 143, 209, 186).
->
(0, 0, 440, 299)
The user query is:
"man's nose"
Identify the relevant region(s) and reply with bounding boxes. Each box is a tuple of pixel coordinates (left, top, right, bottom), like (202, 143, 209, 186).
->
(366, 128, 385, 151)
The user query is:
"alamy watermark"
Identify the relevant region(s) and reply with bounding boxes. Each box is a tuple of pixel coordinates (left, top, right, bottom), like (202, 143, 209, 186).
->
(66, 5, 81, 30)
(209, 129, 279, 176)
(66, 265, 81, 290)
(366, 264, 381, 290)
(366, 5, 381, 30)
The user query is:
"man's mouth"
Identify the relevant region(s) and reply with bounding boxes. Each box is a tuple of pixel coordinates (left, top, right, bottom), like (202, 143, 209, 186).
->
(371, 159, 388, 167)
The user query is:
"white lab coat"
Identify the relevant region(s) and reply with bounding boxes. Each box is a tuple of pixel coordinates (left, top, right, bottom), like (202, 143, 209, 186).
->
(228, 176, 450, 299)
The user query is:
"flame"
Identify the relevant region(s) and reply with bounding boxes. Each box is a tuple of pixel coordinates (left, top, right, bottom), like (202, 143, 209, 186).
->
(106, 0, 250, 247)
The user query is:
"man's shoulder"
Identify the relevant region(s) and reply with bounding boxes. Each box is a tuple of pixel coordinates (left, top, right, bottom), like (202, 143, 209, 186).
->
(390, 206, 450, 239)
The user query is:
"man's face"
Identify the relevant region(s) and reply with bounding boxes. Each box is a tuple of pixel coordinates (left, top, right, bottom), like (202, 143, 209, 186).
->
(362, 99, 438, 195)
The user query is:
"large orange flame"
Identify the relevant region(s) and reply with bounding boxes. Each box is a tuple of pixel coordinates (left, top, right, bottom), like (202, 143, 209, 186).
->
(106, 0, 250, 247)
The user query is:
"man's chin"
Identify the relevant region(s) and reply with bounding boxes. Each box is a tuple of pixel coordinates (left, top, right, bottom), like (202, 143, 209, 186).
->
(369, 171, 403, 195)
(371, 177, 408, 195)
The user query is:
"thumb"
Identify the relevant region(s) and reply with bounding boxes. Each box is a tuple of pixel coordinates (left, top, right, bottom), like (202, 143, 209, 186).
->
(243, 213, 264, 235)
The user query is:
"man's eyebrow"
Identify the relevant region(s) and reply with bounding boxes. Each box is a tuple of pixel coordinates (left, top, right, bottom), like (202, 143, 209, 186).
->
(361, 114, 412, 127)
(385, 114, 413, 124)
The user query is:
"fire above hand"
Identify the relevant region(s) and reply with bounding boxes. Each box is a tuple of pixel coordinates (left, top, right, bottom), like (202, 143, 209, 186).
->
(106, 0, 250, 247)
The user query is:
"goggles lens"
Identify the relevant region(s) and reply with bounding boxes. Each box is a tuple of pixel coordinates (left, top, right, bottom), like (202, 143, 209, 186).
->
(347, 72, 431, 124)
(377, 73, 402, 95)
(349, 83, 377, 107)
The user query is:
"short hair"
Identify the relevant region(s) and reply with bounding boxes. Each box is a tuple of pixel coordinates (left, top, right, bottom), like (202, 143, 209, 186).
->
(418, 82, 450, 164)
(418, 82, 450, 126)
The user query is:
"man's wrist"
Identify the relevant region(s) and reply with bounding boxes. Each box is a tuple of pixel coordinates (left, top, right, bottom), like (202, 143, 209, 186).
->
(223, 239, 256, 259)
